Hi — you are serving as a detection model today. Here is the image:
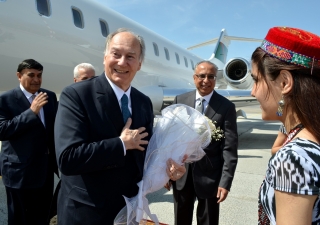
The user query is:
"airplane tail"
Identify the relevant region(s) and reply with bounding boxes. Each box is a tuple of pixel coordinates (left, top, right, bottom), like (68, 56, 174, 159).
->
(208, 29, 229, 64)
(187, 29, 263, 65)
(187, 29, 263, 91)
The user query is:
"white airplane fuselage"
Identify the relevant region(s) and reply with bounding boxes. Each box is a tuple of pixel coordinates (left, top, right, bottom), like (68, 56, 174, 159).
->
(0, 0, 254, 114)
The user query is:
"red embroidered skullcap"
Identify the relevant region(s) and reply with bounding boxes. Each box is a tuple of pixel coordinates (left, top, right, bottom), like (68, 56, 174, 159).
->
(260, 27, 320, 68)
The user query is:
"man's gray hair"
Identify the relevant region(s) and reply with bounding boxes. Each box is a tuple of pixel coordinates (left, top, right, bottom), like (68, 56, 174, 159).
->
(194, 60, 218, 73)
(74, 63, 96, 78)
(104, 28, 145, 62)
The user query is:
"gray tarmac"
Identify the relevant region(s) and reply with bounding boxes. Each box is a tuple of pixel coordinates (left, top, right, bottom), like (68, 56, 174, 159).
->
(0, 102, 280, 225)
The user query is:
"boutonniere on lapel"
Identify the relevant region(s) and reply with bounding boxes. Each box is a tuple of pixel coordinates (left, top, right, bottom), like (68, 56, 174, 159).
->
(195, 115, 225, 143)
(204, 116, 225, 141)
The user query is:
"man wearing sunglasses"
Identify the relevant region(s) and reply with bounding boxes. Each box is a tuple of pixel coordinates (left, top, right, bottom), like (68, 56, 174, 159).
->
(171, 60, 238, 225)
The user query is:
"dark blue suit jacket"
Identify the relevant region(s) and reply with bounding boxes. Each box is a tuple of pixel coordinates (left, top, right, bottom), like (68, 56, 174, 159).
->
(54, 74, 154, 224)
(0, 86, 58, 188)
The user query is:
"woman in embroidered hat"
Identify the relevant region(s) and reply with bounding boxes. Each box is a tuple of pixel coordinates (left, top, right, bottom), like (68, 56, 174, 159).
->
(251, 26, 320, 225)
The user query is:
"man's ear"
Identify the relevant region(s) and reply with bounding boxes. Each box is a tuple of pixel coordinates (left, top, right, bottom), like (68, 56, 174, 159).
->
(137, 61, 142, 71)
(279, 70, 293, 94)
(103, 54, 107, 65)
(16, 72, 22, 81)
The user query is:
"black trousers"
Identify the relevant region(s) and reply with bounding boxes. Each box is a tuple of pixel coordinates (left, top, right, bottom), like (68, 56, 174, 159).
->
(57, 181, 139, 225)
(172, 168, 220, 225)
(5, 169, 54, 225)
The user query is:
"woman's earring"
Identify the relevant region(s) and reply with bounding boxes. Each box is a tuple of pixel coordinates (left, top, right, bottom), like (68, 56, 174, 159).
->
(276, 96, 285, 116)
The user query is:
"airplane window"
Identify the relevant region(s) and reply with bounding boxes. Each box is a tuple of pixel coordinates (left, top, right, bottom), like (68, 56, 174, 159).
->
(36, 0, 51, 16)
(175, 53, 180, 65)
(72, 7, 84, 29)
(153, 43, 159, 56)
(190, 59, 194, 70)
(99, 19, 109, 37)
(184, 57, 188, 67)
(164, 48, 170, 61)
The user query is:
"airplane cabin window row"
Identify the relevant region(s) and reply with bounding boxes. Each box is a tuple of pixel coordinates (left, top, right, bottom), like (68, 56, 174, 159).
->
(36, 0, 109, 38)
(35, 0, 195, 70)
(153, 42, 194, 69)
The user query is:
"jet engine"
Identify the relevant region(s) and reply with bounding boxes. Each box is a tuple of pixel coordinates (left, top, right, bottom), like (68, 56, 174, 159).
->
(223, 57, 253, 90)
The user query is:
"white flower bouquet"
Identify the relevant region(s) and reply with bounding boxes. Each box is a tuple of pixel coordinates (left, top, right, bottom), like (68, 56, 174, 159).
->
(114, 104, 212, 225)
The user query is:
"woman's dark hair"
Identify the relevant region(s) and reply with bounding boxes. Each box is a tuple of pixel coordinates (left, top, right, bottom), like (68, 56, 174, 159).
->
(252, 47, 320, 142)
(17, 59, 43, 73)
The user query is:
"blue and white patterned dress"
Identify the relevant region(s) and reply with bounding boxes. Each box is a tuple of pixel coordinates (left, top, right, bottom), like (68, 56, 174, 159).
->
(259, 138, 320, 225)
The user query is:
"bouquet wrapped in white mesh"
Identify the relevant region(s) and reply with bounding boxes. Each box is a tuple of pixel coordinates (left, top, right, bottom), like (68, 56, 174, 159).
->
(114, 104, 212, 225)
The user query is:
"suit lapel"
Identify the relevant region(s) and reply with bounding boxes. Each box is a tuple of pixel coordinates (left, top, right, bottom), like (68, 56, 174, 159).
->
(95, 74, 124, 135)
(43, 104, 49, 128)
(130, 88, 139, 129)
(185, 91, 197, 108)
(205, 91, 222, 119)
(14, 86, 46, 128)
(130, 87, 149, 129)
(40, 89, 51, 129)
(14, 86, 30, 109)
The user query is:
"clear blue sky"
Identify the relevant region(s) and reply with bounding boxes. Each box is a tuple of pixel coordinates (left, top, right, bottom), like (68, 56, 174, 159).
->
(97, 0, 320, 62)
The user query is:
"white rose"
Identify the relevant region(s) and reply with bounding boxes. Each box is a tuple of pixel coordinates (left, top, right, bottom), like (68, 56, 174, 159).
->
(205, 117, 216, 131)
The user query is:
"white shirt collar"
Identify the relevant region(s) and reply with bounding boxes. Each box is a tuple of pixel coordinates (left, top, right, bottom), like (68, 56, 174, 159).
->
(19, 84, 39, 100)
(105, 74, 131, 102)
(195, 90, 214, 103)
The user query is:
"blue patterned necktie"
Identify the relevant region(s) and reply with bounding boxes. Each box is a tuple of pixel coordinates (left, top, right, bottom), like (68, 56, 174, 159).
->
(121, 94, 131, 123)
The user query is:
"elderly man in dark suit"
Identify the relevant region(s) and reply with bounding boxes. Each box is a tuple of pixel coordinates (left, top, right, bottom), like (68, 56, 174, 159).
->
(171, 61, 238, 225)
(0, 59, 58, 225)
(54, 28, 185, 225)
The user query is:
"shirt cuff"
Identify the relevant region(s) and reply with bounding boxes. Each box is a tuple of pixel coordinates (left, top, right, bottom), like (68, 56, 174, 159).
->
(119, 137, 126, 155)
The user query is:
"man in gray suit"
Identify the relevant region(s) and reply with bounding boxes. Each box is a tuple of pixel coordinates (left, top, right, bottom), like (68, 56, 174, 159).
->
(171, 61, 238, 225)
